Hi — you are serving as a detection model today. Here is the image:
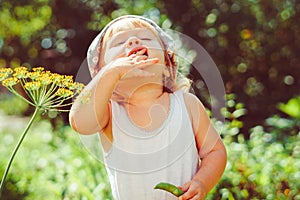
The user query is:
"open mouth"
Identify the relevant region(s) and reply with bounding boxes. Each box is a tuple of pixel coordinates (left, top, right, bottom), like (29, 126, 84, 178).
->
(127, 46, 148, 57)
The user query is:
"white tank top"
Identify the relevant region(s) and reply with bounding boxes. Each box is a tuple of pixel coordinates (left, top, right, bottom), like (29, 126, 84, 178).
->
(104, 90, 199, 200)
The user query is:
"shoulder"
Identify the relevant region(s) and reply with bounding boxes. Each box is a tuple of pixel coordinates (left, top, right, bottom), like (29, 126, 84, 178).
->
(181, 92, 206, 113)
(180, 91, 208, 128)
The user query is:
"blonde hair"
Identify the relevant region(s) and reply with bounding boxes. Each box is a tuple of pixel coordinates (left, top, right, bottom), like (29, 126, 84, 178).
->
(94, 17, 191, 94)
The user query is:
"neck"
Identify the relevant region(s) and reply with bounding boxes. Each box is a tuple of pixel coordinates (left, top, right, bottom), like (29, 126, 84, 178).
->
(126, 84, 164, 106)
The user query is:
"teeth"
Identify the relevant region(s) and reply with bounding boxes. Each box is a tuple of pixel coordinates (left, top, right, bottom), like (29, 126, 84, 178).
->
(136, 48, 146, 55)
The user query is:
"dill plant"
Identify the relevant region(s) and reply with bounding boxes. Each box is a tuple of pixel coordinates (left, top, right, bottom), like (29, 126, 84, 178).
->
(0, 66, 84, 197)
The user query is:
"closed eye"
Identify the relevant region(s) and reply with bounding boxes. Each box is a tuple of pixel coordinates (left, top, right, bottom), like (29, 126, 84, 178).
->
(114, 41, 125, 46)
(141, 38, 151, 41)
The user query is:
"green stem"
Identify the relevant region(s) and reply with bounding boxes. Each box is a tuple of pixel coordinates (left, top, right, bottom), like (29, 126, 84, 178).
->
(0, 107, 40, 198)
(7, 87, 35, 107)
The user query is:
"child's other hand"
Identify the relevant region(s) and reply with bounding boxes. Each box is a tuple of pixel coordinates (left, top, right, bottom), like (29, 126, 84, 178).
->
(178, 180, 206, 200)
(106, 54, 159, 79)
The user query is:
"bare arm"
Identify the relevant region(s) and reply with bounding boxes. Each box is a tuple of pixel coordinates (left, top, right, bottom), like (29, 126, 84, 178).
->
(179, 93, 227, 200)
(69, 64, 120, 134)
(69, 55, 158, 134)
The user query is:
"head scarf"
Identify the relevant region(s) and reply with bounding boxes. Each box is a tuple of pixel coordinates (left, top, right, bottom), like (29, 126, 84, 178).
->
(86, 15, 174, 77)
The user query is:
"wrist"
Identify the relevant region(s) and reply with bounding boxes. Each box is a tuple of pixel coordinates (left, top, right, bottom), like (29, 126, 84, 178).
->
(101, 65, 121, 82)
(192, 178, 208, 196)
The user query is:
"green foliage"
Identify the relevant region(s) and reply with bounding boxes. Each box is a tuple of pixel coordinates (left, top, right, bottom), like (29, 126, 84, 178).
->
(278, 96, 300, 119)
(1, 96, 300, 199)
(1, 0, 299, 128)
(86, 0, 166, 30)
(163, 0, 300, 129)
(215, 93, 247, 138)
(0, 116, 112, 200)
(211, 125, 300, 199)
(1, 0, 300, 199)
(0, 1, 52, 40)
(0, 94, 29, 115)
(208, 96, 300, 200)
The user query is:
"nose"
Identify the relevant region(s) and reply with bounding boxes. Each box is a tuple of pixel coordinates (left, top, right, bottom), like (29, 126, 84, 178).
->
(126, 37, 141, 47)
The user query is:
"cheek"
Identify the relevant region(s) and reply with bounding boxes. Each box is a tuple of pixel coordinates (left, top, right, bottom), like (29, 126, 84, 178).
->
(148, 45, 164, 62)
(146, 42, 164, 58)
(104, 46, 125, 64)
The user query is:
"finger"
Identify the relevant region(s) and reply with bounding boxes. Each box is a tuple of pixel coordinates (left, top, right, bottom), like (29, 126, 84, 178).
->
(128, 60, 135, 65)
(134, 55, 148, 62)
(135, 58, 159, 66)
(128, 54, 137, 58)
(180, 181, 191, 192)
(180, 189, 197, 200)
(190, 194, 203, 200)
(177, 182, 192, 200)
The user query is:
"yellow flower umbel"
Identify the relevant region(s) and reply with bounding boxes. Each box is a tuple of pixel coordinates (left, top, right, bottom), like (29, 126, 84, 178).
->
(0, 66, 85, 197)
(0, 66, 84, 111)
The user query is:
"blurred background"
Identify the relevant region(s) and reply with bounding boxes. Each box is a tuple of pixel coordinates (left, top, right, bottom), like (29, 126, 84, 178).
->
(0, 0, 299, 199)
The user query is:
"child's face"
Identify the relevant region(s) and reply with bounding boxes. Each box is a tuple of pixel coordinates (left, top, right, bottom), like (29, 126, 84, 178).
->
(103, 27, 165, 65)
(101, 20, 167, 94)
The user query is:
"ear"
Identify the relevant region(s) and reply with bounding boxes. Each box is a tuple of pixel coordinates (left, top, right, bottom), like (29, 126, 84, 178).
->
(163, 67, 170, 77)
(167, 49, 176, 65)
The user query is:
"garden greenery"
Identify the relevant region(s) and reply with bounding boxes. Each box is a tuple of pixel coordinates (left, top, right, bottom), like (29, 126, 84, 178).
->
(0, 92, 299, 199)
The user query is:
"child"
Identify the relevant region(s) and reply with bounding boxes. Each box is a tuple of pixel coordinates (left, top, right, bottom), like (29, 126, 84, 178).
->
(69, 15, 227, 200)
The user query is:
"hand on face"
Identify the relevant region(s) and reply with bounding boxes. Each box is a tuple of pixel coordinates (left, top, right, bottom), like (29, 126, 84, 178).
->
(103, 28, 165, 79)
(106, 53, 160, 79)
